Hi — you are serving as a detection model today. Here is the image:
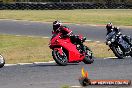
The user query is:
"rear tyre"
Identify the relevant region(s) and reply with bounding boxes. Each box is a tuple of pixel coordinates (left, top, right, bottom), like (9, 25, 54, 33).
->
(111, 46, 124, 59)
(130, 48, 132, 57)
(130, 53, 132, 57)
(83, 46, 94, 64)
(52, 49, 68, 66)
(0, 55, 5, 68)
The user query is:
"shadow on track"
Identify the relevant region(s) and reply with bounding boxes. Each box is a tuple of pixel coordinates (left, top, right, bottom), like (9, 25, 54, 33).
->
(105, 57, 132, 60)
(31, 63, 80, 67)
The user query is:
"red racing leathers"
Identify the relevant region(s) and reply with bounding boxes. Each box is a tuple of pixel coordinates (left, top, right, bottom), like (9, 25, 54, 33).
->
(52, 26, 72, 36)
(52, 25, 86, 52)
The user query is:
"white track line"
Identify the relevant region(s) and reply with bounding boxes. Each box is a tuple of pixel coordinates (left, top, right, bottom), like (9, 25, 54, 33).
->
(104, 57, 117, 59)
(71, 86, 82, 88)
(104, 56, 131, 59)
(17, 63, 33, 65)
(4, 64, 17, 66)
(33, 61, 55, 64)
(27, 36, 36, 38)
(4, 61, 55, 67)
(15, 35, 22, 36)
(85, 40, 93, 42)
(14, 35, 101, 43)
(42, 37, 50, 38)
(15, 35, 50, 39)
(96, 41, 100, 43)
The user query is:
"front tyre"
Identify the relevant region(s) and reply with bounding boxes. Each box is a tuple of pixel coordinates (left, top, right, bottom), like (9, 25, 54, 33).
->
(52, 49, 68, 66)
(83, 46, 94, 64)
(0, 55, 5, 68)
(111, 46, 124, 59)
(130, 48, 132, 57)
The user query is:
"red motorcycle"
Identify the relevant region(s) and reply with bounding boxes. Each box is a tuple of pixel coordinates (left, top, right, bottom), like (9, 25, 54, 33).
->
(49, 33, 94, 66)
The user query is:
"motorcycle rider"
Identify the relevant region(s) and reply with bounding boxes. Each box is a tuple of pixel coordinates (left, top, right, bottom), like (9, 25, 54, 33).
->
(106, 23, 120, 35)
(106, 23, 132, 46)
(52, 20, 86, 53)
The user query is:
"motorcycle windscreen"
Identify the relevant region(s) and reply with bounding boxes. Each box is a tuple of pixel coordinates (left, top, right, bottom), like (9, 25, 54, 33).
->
(106, 31, 116, 41)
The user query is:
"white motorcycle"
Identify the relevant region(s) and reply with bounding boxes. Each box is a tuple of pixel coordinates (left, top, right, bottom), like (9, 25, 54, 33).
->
(0, 55, 5, 68)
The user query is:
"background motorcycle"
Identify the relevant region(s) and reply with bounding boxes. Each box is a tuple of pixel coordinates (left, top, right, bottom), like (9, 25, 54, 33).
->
(106, 31, 132, 59)
(49, 33, 94, 66)
(0, 54, 5, 68)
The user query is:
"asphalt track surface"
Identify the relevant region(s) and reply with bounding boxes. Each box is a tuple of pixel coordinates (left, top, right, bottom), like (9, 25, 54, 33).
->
(0, 20, 132, 41)
(0, 20, 132, 88)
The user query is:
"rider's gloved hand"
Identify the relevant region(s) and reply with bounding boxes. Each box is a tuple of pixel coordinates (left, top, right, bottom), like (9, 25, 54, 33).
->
(82, 37, 86, 42)
(67, 32, 74, 37)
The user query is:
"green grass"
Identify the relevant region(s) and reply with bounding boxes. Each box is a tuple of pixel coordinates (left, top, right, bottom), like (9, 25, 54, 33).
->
(61, 85, 70, 88)
(84, 42, 114, 58)
(0, 9, 132, 26)
(0, 34, 52, 64)
(0, 34, 114, 64)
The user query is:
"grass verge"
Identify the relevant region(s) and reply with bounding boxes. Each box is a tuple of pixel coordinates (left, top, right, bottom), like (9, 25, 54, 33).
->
(0, 34, 114, 64)
(0, 34, 52, 64)
(0, 9, 132, 26)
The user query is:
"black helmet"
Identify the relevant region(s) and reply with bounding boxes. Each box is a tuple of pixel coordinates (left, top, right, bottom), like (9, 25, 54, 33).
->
(53, 20, 61, 31)
(106, 23, 113, 30)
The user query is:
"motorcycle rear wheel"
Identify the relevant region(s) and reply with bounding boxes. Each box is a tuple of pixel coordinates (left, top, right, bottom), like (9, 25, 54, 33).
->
(83, 46, 94, 64)
(130, 49, 132, 57)
(111, 46, 124, 59)
(0, 55, 5, 68)
(52, 49, 68, 66)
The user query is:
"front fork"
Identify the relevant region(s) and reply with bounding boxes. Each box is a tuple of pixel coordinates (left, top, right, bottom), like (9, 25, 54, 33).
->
(54, 47, 63, 56)
(108, 44, 114, 51)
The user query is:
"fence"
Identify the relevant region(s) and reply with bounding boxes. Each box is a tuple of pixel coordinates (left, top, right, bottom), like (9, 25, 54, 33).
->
(0, 2, 132, 9)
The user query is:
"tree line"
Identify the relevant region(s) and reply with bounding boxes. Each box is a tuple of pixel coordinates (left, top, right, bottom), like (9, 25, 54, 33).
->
(1, 0, 132, 3)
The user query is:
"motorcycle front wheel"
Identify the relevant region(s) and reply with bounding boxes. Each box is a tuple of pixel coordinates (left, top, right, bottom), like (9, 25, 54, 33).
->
(0, 55, 5, 68)
(111, 46, 124, 59)
(52, 49, 68, 66)
(83, 46, 94, 64)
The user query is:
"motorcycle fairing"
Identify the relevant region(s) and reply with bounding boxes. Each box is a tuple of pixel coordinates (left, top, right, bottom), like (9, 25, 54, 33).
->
(54, 48, 63, 56)
(118, 36, 131, 52)
(50, 34, 84, 62)
(56, 38, 84, 62)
